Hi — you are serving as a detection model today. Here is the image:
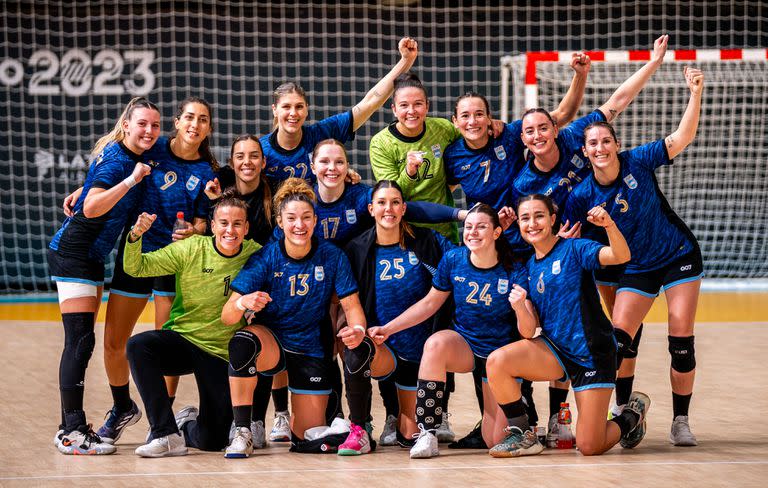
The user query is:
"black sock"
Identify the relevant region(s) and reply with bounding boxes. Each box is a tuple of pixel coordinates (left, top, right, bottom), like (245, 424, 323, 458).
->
(59, 312, 95, 414)
(615, 376, 634, 406)
(272, 386, 288, 413)
(415, 379, 445, 432)
(610, 408, 639, 436)
(672, 392, 692, 418)
(378, 378, 399, 418)
(499, 399, 530, 432)
(233, 405, 252, 428)
(63, 409, 87, 432)
(521, 380, 538, 426)
(325, 358, 344, 423)
(110, 383, 132, 412)
(343, 339, 373, 426)
(251, 375, 273, 424)
(549, 386, 569, 418)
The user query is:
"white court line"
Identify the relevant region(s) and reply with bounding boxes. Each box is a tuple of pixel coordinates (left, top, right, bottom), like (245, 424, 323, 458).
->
(2, 459, 767, 481)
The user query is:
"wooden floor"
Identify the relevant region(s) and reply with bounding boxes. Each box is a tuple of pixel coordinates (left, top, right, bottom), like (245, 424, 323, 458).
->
(1, 298, 767, 486)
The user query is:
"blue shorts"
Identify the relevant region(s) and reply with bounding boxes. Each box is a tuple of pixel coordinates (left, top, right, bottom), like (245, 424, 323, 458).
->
(541, 336, 615, 391)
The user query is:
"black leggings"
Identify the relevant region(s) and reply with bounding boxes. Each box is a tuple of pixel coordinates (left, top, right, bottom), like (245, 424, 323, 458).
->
(127, 329, 232, 451)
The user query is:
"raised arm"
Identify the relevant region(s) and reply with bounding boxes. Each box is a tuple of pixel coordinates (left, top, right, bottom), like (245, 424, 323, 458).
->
(599, 34, 668, 123)
(123, 212, 182, 278)
(351, 37, 418, 131)
(83, 162, 150, 218)
(665, 67, 704, 159)
(587, 206, 631, 266)
(549, 52, 591, 126)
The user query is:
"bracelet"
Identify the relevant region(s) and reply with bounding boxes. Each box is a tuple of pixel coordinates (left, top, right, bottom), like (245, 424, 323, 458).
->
(123, 174, 138, 188)
(128, 227, 141, 242)
(235, 296, 247, 312)
(352, 325, 366, 334)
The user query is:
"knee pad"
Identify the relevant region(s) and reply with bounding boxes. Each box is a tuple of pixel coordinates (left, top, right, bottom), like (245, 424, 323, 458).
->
(228, 330, 261, 377)
(625, 323, 644, 359)
(668, 335, 696, 373)
(62, 312, 96, 370)
(344, 336, 373, 377)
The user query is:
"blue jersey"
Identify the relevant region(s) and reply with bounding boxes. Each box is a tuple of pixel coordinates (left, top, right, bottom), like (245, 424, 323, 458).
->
(139, 137, 216, 251)
(525, 238, 614, 368)
(432, 247, 525, 357)
(231, 238, 358, 358)
(443, 120, 526, 211)
(49, 142, 144, 261)
(506, 110, 605, 251)
(373, 235, 454, 362)
(262, 111, 355, 185)
(562, 140, 696, 274)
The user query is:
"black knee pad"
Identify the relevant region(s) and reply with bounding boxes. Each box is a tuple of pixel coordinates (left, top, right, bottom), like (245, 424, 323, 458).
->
(228, 329, 261, 377)
(625, 323, 644, 359)
(668, 335, 696, 373)
(344, 336, 373, 377)
(62, 312, 95, 371)
(614, 328, 633, 368)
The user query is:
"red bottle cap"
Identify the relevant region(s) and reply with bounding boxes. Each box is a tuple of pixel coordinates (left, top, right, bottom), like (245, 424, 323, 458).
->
(560, 402, 569, 407)
(176, 211, 184, 219)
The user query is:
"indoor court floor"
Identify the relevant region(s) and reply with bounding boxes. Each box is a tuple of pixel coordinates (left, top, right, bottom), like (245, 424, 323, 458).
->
(1, 291, 766, 487)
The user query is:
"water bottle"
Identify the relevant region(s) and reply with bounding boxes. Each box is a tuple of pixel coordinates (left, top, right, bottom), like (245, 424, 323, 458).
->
(172, 211, 187, 234)
(556, 402, 575, 449)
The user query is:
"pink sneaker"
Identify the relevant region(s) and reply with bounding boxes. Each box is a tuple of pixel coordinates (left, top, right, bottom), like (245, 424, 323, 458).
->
(337, 423, 371, 456)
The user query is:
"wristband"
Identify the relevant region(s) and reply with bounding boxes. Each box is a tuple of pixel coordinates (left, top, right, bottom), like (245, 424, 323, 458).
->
(128, 227, 141, 242)
(235, 296, 247, 312)
(123, 174, 138, 189)
(352, 325, 366, 334)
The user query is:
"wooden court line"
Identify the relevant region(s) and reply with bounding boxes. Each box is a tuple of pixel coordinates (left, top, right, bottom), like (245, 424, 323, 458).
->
(3, 459, 767, 481)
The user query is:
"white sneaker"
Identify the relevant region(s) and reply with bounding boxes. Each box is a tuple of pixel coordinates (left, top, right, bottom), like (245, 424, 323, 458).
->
(435, 412, 455, 443)
(135, 433, 187, 458)
(269, 410, 291, 442)
(251, 420, 266, 449)
(225, 427, 254, 458)
(175, 405, 199, 432)
(53, 429, 65, 447)
(410, 425, 439, 459)
(57, 427, 116, 455)
(379, 414, 398, 446)
(670, 415, 698, 446)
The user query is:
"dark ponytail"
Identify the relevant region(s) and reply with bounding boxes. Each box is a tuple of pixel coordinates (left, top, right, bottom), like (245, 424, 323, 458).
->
(466, 203, 516, 271)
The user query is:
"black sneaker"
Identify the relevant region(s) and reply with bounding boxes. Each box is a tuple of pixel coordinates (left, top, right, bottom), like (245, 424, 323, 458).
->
(448, 420, 487, 449)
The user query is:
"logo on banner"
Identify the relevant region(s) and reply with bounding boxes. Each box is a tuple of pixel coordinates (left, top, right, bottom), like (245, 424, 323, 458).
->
(314, 266, 325, 281)
(345, 209, 357, 224)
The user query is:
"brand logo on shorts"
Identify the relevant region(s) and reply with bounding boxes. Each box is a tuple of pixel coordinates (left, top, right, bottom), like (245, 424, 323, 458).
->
(536, 272, 545, 294)
(345, 209, 357, 224)
(497, 278, 509, 294)
(248, 366, 256, 375)
(314, 266, 324, 281)
(408, 251, 419, 266)
(623, 174, 638, 190)
(186, 175, 200, 191)
(431, 144, 442, 159)
(309, 376, 322, 382)
(495, 145, 507, 160)
(552, 260, 561, 275)
(571, 154, 584, 169)
(584, 370, 596, 377)
(680, 264, 693, 272)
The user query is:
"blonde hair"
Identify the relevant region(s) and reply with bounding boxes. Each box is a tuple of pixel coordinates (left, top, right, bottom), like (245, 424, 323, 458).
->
(273, 177, 316, 220)
(90, 97, 159, 159)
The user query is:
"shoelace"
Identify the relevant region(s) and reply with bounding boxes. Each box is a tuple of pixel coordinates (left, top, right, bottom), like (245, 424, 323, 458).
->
(412, 423, 431, 440)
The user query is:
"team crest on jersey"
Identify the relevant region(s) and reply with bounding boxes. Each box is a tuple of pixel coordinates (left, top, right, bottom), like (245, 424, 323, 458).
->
(497, 278, 509, 294)
(431, 144, 442, 159)
(186, 175, 200, 191)
(552, 260, 561, 275)
(571, 154, 585, 169)
(345, 209, 357, 224)
(314, 266, 325, 281)
(408, 252, 419, 266)
(536, 272, 545, 294)
(623, 174, 638, 189)
(494, 145, 507, 160)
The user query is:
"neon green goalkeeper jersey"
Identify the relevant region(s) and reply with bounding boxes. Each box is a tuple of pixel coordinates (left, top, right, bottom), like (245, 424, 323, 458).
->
(370, 117, 460, 243)
(123, 234, 260, 360)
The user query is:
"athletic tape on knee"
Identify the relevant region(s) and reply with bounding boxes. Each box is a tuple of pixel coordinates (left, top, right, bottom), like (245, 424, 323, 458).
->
(668, 335, 696, 373)
(344, 336, 373, 376)
(228, 329, 261, 377)
(56, 281, 98, 304)
(625, 323, 644, 359)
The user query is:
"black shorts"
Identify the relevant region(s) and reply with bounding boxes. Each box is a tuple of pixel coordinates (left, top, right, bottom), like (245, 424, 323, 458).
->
(373, 345, 420, 390)
(593, 264, 625, 287)
(265, 343, 335, 395)
(541, 336, 615, 391)
(110, 246, 176, 298)
(617, 250, 704, 298)
(48, 248, 105, 285)
(472, 354, 488, 383)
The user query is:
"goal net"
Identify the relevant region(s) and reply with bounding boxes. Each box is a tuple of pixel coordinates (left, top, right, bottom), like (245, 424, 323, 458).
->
(503, 50, 768, 279)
